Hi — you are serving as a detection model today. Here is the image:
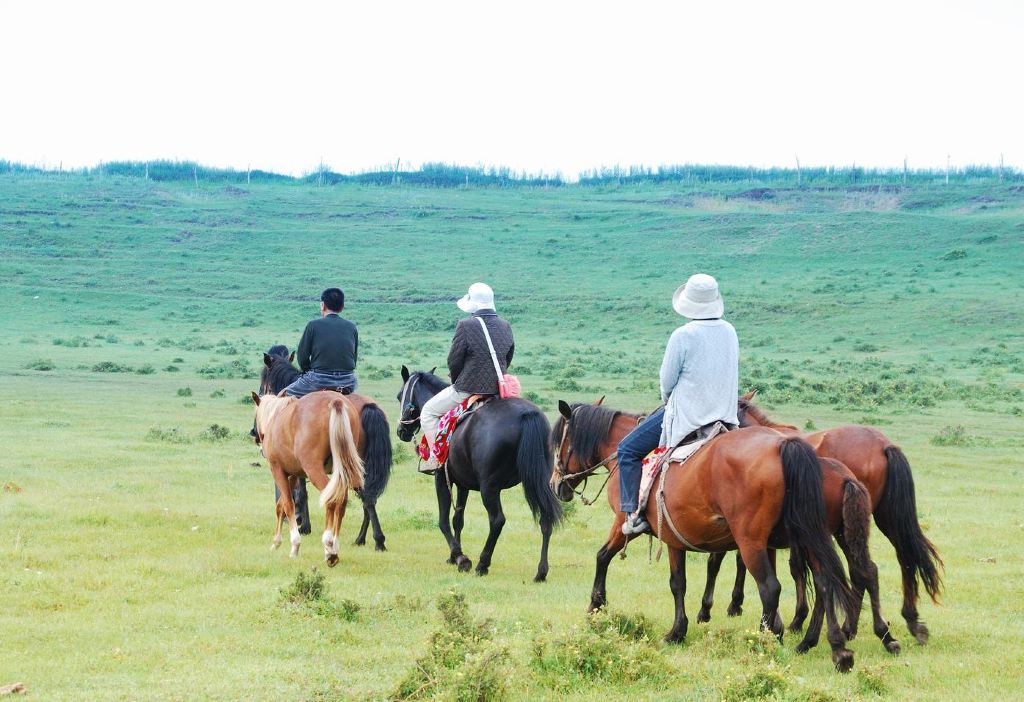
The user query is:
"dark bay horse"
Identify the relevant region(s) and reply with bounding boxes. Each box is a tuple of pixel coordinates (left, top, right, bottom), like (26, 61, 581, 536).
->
(259, 346, 393, 551)
(396, 367, 562, 581)
(721, 392, 943, 644)
(551, 400, 861, 670)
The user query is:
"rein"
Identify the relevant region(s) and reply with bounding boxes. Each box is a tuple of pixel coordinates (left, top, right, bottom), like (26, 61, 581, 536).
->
(555, 412, 643, 506)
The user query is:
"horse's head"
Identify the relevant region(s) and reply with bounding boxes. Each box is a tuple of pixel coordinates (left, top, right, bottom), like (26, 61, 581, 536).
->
(395, 365, 440, 442)
(550, 398, 620, 502)
(250, 391, 295, 446)
(260, 344, 296, 395)
(736, 388, 759, 428)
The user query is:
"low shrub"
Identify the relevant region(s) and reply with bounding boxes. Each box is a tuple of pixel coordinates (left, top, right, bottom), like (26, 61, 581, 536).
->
(942, 248, 967, 260)
(721, 664, 787, 701)
(392, 590, 509, 702)
(198, 424, 232, 441)
(146, 427, 191, 444)
(135, 364, 155, 375)
(177, 387, 193, 397)
(92, 361, 133, 373)
(280, 569, 326, 605)
(930, 425, 970, 446)
(164, 365, 180, 372)
(531, 609, 665, 690)
(25, 358, 56, 371)
(209, 389, 225, 398)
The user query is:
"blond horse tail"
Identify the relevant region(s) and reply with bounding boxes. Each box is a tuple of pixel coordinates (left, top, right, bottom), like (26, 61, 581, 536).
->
(320, 398, 365, 508)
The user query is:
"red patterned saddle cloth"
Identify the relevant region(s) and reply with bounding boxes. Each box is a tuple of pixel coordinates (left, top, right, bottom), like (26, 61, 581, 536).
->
(417, 395, 485, 466)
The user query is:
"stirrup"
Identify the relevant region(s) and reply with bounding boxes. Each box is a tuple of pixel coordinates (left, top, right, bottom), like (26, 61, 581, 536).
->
(621, 513, 651, 536)
(418, 458, 440, 475)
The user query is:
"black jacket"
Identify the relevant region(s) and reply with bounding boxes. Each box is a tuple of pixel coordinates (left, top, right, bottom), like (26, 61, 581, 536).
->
(296, 314, 358, 372)
(447, 310, 514, 394)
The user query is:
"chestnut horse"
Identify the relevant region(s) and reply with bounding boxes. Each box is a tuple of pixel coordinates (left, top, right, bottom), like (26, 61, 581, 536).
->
(551, 400, 861, 671)
(251, 391, 364, 565)
(723, 392, 942, 644)
(259, 346, 393, 551)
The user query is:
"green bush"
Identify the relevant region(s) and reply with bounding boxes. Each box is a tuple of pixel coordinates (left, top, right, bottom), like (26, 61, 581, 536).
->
(145, 427, 191, 444)
(930, 425, 970, 446)
(135, 364, 155, 375)
(280, 569, 326, 605)
(25, 358, 56, 371)
(198, 424, 232, 441)
(392, 590, 509, 702)
(721, 664, 787, 701)
(92, 361, 133, 373)
(942, 248, 967, 260)
(530, 609, 665, 690)
(177, 387, 193, 397)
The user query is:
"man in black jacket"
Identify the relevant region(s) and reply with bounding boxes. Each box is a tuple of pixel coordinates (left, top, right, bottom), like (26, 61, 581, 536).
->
(419, 282, 514, 474)
(284, 287, 359, 396)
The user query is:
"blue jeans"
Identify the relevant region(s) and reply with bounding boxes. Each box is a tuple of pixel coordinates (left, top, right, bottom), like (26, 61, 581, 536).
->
(284, 369, 358, 397)
(617, 406, 664, 514)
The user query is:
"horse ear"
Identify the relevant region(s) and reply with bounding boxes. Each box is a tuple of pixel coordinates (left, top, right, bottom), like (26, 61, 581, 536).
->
(288, 352, 295, 364)
(429, 366, 437, 375)
(741, 389, 758, 401)
(401, 365, 410, 382)
(263, 353, 273, 368)
(251, 391, 261, 405)
(558, 400, 572, 419)
(594, 395, 605, 406)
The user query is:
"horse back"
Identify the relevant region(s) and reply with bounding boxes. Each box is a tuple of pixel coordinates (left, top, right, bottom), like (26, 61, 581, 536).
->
(446, 398, 541, 490)
(807, 424, 890, 507)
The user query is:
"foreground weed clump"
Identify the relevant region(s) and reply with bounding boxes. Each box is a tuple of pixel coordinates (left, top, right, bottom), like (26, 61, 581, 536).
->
(530, 609, 665, 690)
(930, 424, 990, 446)
(198, 424, 232, 441)
(279, 569, 360, 621)
(392, 590, 509, 702)
(24, 358, 56, 371)
(145, 427, 191, 444)
(721, 662, 787, 701)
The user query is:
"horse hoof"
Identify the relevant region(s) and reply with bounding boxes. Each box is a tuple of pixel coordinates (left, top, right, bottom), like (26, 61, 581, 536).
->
(664, 630, 687, 645)
(375, 543, 387, 552)
(911, 623, 930, 645)
(833, 649, 854, 673)
(788, 622, 804, 634)
(457, 557, 472, 573)
(795, 640, 813, 654)
(842, 623, 858, 640)
(726, 605, 742, 617)
(326, 554, 339, 568)
(474, 565, 489, 577)
(533, 571, 547, 583)
(353, 538, 366, 547)
(885, 640, 902, 655)
(696, 610, 711, 624)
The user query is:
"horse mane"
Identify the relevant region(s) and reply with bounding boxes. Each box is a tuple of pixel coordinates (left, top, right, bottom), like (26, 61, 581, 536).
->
(415, 370, 450, 395)
(566, 403, 621, 465)
(739, 398, 799, 431)
(256, 394, 294, 433)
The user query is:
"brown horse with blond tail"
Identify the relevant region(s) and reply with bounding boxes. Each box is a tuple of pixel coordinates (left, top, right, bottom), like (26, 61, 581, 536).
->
(251, 390, 364, 566)
(551, 400, 861, 671)
(727, 390, 943, 644)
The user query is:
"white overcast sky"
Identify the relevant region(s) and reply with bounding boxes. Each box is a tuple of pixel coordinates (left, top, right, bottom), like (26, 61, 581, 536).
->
(1, 0, 1021, 177)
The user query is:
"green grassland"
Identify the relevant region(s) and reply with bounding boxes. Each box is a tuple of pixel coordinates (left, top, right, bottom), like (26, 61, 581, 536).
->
(1, 174, 1022, 700)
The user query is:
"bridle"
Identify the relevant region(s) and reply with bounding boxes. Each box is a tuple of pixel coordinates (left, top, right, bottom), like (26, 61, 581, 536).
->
(553, 408, 636, 506)
(397, 373, 424, 431)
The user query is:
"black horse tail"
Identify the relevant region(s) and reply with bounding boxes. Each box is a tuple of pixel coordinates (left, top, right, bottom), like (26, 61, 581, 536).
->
(780, 438, 857, 621)
(840, 477, 874, 596)
(517, 410, 562, 527)
(357, 403, 393, 504)
(876, 445, 943, 603)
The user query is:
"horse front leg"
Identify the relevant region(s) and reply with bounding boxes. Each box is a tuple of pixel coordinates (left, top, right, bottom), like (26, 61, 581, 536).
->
(698, 551, 727, 623)
(534, 513, 553, 583)
(436, 473, 470, 572)
(365, 501, 387, 552)
(475, 487, 506, 576)
(353, 495, 371, 547)
(665, 546, 689, 643)
(590, 513, 636, 612)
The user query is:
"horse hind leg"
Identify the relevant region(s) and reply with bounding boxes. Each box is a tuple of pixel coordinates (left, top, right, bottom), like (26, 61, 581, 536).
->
(353, 495, 371, 547)
(474, 486, 506, 577)
(736, 542, 783, 640)
(788, 551, 810, 632)
(837, 533, 900, 655)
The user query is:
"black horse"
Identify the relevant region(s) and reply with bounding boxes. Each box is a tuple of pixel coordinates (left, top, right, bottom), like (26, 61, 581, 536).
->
(258, 345, 393, 550)
(396, 366, 562, 580)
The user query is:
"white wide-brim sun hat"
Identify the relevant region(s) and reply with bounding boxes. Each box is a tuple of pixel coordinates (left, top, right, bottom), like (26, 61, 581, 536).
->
(457, 282, 496, 313)
(672, 273, 724, 319)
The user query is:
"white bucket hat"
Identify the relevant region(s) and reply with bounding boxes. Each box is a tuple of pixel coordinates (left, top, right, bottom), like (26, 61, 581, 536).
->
(672, 274, 724, 318)
(457, 282, 496, 313)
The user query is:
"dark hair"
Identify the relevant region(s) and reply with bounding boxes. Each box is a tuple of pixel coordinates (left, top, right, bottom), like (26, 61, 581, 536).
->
(321, 288, 344, 312)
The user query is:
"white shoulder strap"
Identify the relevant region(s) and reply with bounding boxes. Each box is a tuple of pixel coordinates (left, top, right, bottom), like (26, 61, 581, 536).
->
(476, 317, 504, 383)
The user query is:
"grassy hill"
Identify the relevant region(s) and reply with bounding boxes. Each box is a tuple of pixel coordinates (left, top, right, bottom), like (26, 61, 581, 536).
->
(1, 174, 1022, 700)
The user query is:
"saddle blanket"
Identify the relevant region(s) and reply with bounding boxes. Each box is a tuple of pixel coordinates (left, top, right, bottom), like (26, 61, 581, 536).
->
(635, 421, 732, 513)
(417, 396, 481, 467)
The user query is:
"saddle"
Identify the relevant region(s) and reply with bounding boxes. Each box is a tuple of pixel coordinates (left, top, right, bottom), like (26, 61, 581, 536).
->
(417, 394, 491, 467)
(636, 421, 735, 518)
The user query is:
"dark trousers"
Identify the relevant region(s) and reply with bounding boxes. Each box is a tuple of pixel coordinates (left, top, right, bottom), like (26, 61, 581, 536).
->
(617, 406, 664, 514)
